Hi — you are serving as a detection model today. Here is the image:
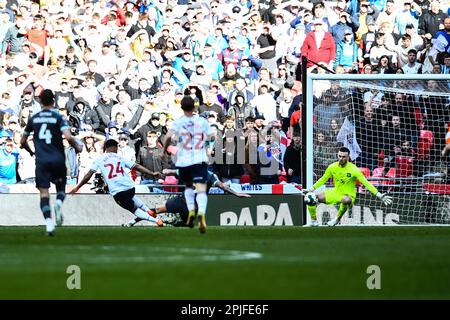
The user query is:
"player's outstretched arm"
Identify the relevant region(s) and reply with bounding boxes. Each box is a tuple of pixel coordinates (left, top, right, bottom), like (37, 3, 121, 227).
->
(162, 169, 178, 176)
(355, 170, 392, 205)
(134, 164, 161, 179)
(304, 165, 332, 195)
(376, 192, 393, 205)
(70, 170, 95, 194)
(218, 182, 251, 198)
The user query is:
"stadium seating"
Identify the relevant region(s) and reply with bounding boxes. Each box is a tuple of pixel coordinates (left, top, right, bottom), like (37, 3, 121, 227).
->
(423, 183, 450, 195)
(359, 167, 371, 178)
(162, 176, 178, 192)
(378, 149, 385, 168)
(240, 175, 251, 184)
(414, 107, 425, 129)
(372, 167, 396, 186)
(395, 156, 414, 177)
(417, 130, 434, 160)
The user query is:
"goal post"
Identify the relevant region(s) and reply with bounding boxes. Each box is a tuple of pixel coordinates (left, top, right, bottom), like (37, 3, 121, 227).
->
(303, 73, 450, 226)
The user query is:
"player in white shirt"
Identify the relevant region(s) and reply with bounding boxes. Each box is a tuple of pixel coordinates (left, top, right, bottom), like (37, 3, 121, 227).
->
(70, 139, 164, 226)
(162, 96, 213, 233)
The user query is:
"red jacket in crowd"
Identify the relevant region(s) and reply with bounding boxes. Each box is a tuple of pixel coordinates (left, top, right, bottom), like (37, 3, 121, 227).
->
(301, 31, 336, 68)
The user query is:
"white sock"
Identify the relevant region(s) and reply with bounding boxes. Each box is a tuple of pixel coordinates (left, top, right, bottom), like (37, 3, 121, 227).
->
(184, 188, 196, 212)
(196, 192, 208, 215)
(134, 208, 158, 223)
(132, 196, 149, 212)
(124, 218, 137, 226)
(46, 218, 55, 232)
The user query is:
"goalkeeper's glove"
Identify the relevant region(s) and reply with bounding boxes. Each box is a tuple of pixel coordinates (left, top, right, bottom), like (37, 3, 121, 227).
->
(301, 187, 315, 195)
(376, 192, 393, 205)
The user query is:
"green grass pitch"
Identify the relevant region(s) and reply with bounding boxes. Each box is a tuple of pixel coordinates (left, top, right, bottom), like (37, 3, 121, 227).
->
(0, 226, 449, 299)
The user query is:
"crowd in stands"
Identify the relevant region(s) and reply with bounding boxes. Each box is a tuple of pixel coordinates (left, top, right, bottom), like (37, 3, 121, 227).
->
(0, 0, 449, 188)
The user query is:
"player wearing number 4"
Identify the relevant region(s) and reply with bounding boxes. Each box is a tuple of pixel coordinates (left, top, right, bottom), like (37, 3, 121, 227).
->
(162, 96, 213, 234)
(20, 89, 83, 236)
(70, 139, 164, 227)
(302, 147, 393, 227)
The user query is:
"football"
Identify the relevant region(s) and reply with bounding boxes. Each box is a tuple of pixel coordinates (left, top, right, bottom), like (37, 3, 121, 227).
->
(304, 192, 318, 206)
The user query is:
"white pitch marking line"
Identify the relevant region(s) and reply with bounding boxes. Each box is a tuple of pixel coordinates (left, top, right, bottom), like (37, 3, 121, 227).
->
(0, 246, 263, 265)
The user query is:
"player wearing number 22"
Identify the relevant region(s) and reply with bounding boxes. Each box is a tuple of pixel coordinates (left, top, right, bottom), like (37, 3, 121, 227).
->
(70, 139, 164, 226)
(20, 89, 83, 236)
(162, 96, 213, 234)
(303, 147, 393, 227)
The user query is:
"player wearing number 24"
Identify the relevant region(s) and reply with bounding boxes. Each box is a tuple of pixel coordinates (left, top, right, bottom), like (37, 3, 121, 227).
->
(70, 139, 164, 226)
(302, 146, 393, 227)
(20, 89, 84, 236)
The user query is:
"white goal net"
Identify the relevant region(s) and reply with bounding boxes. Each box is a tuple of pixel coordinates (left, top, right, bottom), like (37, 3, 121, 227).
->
(305, 74, 450, 225)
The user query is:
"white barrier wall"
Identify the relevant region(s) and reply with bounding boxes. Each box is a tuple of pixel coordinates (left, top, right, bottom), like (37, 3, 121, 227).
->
(0, 194, 172, 226)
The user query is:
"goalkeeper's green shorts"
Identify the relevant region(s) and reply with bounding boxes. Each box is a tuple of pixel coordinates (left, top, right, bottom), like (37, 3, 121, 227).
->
(324, 188, 356, 205)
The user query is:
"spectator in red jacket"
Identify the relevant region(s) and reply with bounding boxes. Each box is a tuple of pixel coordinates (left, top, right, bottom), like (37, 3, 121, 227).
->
(301, 20, 336, 70)
(101, 1, 127, 27)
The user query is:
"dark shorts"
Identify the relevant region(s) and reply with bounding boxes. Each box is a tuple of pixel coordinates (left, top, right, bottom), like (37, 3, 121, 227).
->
(35, 162, 67, 189)
(166, 195, 189, 222)
(178, 163, 208, 185)
(113, 188, 136, 213)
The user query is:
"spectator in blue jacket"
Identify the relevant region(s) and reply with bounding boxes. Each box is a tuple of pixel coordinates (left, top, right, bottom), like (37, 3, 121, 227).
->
(331, 11, 359, 45)
(395, 1, 421, 35)
(335, 30, 361, 72)
(237, 55, 262, 83)
(0, 138, 17, 185)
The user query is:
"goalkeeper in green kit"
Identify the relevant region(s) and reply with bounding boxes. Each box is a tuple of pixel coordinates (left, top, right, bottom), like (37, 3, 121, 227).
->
(302, 147, 393, 226)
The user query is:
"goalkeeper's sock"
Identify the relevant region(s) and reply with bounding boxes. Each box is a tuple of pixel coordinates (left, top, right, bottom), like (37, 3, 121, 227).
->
(134, 208, 158, 223)
(307, 205, 317, 220)
(184, 188, 196, 212)
(337, 203, 349, 220)
(132, 196, 150, 212)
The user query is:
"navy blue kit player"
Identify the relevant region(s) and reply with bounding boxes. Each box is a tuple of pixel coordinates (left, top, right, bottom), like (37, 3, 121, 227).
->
(20, 89, 82, 236)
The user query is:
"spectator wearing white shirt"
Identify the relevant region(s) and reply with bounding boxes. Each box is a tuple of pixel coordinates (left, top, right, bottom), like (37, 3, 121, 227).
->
(111, 89, 133, 122)
(252, 83, 277, 124)
(94, 41, 119, 80)
(369, 32, 397, 67)
(278, 88, 294, 134)
(395, 34, 415, 67)
(376, 0, 397, 28)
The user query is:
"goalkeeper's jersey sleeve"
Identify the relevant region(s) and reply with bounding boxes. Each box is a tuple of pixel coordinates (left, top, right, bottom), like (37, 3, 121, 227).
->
(313, 162, 378, 196)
